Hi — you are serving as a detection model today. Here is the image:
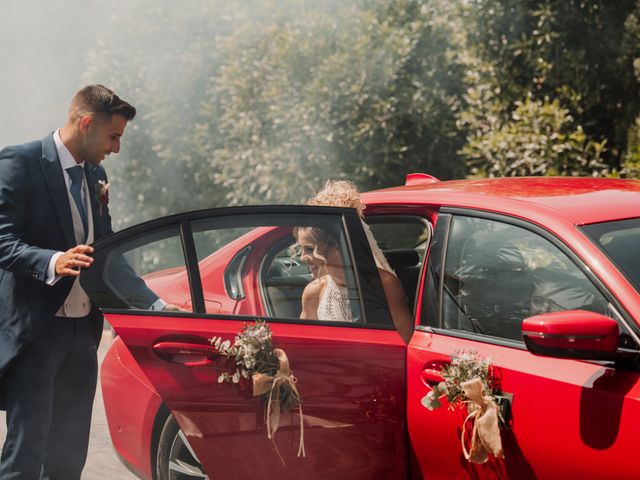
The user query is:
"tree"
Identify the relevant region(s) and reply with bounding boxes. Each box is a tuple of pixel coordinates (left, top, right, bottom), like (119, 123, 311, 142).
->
(84, 0, 248, 228)
(86, 0, 640, 226)
(211, 0, 468, 205)
(461, 95, 606, 177)
(457, 0, 640, 176)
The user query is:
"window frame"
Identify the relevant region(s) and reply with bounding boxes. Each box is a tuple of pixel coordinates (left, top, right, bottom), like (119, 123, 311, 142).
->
(364, 215, 432, 249)
(418, 207, 640, 351)
(364, 214, 432, 313)
(82, 205, 394, 330)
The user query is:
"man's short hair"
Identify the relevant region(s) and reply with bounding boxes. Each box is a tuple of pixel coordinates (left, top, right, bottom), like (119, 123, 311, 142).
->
(72, 84, 136, 121)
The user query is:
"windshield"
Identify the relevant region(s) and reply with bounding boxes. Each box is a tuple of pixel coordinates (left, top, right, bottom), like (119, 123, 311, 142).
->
(581, 218, 640, 293)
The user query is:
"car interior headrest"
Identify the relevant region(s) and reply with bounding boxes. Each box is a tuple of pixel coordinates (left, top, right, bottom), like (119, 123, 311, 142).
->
(384, 249, 420, 269)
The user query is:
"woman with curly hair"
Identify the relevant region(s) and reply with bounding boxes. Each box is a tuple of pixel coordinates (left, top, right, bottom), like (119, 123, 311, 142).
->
(295, 180, 414, 344)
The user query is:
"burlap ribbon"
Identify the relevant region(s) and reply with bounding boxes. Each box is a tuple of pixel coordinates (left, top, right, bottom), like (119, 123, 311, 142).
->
(460, 378, 504, 464)
(252, 348, 306, 463)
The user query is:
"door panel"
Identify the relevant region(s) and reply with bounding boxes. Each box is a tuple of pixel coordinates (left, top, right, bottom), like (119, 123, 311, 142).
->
(408, 332, 640, 480)
(108, 314, 406, 479)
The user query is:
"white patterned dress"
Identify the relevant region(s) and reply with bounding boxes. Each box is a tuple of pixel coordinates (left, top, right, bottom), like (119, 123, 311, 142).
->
(316, 275, 353, 322)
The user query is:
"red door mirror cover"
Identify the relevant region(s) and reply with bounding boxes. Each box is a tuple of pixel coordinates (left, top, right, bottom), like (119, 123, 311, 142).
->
(522, 310, 620, 359)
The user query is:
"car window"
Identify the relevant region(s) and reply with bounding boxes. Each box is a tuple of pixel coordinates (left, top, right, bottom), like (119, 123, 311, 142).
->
(581, 218, 640, 294)
(193, 227, 252, 261)
(82, 208, 393, 327)
(261, 240, 315, 319)
(424, 215, 609, 342)
(80, 225, 194, 312)
(365, 216, 431, 310)
(366, 217, 430, 252)
(190, 213, 389, 326)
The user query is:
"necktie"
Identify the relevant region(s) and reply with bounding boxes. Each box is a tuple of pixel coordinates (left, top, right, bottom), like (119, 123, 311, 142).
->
(66, 165, 88, 240)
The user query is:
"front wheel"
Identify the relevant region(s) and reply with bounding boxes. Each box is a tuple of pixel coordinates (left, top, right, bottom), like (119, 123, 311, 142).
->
(156, 415, 209, 480)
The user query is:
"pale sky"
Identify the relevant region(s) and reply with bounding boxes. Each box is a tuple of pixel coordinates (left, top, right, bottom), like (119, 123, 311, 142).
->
(0, 0, 115, 146)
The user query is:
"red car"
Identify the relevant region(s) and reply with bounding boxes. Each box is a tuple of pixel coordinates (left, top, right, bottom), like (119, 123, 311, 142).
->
(85, 175, 640, 480)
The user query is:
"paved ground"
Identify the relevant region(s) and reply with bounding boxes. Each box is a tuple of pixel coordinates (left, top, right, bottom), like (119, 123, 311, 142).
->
(0, 330, 139, 479)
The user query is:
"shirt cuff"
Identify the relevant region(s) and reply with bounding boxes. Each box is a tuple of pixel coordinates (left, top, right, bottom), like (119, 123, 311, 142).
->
(46, 252, 64, 286)
(150, 298, 167, 311)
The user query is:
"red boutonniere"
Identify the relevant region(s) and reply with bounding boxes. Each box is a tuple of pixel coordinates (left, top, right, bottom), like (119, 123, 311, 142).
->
(95, 180, 109, 215)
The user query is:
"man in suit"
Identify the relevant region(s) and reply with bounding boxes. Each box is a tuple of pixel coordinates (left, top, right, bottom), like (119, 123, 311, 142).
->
(0, 85, 161, 479)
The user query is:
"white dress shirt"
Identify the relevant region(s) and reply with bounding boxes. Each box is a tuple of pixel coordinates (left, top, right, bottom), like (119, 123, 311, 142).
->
(46, 130, 88, 284)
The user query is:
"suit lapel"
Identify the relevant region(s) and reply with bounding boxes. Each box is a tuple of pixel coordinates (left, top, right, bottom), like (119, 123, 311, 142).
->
(39, 134, 76, 248)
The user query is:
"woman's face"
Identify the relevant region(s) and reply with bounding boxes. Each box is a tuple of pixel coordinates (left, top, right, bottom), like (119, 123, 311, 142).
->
(297, 229, 323, 279)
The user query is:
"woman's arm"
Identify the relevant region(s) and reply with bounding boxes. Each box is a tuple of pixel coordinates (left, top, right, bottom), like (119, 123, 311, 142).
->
(300, 279, 322, 320)
(379, 269, 414, 344)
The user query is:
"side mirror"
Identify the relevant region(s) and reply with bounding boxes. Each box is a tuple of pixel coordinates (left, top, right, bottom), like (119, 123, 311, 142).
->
(522, 310, 620, 360)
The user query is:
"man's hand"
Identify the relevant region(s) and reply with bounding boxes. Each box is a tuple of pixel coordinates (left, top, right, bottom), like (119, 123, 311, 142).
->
(55, 245, 94, 277)
(162, 303, 189, 312)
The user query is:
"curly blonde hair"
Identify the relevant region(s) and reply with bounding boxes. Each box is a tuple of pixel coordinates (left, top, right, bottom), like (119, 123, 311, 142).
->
(306, 180, 365, 218)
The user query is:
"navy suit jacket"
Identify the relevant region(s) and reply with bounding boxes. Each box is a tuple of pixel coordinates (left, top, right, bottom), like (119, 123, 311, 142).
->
(0, 133, 112, 383)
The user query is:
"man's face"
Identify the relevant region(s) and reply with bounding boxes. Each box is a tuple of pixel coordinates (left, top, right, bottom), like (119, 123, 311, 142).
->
(81, 114, 128, 165)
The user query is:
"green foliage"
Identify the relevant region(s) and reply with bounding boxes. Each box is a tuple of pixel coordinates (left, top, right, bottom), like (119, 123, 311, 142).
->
(211, 0, 467, 205)
(622, 6, 640, 179)
(211, 321, 279, 384)
(84, 0, 640, 224)
(210, 321, 300, 413)
(84, 0, 239, 228)
(461, 95, 607, 177)
(622, 117, 640, 178)
(457, 0, 640, 176)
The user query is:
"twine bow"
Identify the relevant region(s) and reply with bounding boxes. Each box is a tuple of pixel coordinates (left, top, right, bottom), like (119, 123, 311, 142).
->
(252, 348, 305, 464)
(460, 378, 504, 464)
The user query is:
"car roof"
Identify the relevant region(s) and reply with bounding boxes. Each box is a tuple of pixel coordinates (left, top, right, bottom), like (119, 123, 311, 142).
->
(362, 176, 640, 226)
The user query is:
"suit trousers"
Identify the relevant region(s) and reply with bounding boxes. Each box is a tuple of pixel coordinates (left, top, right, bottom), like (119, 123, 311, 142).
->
(0, 315, 98, 480)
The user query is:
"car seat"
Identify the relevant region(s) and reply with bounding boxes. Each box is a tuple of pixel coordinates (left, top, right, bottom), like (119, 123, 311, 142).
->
(264, 258, 312, 319)
(455, 237, 534, 340)
(385, 249, 421, 310)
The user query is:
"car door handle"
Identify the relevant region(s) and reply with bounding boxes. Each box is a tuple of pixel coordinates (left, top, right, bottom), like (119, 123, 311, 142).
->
(152, 341, 219, 366)
(421, 368, 445, 387)
(421, 359, 450, 387)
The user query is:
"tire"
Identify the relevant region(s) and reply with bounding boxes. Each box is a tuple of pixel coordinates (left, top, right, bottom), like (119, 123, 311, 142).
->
(156, 415, 209, 480)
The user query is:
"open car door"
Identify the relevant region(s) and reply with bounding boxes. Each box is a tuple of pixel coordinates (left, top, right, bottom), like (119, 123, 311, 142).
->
(81, 206, 408, 480)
